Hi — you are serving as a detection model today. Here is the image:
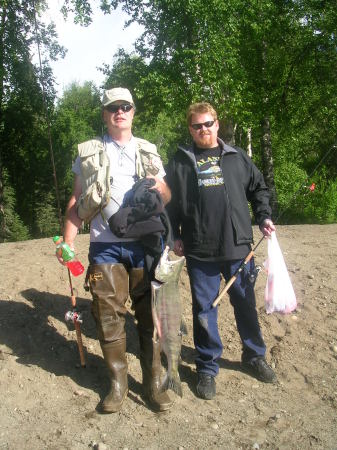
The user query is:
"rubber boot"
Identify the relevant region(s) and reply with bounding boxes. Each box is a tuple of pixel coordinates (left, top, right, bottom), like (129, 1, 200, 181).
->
(88, 263, 129, 413)
(139, 333, 174, 411)
(129, 268, 174, 411)
(100, 339, 128, 413)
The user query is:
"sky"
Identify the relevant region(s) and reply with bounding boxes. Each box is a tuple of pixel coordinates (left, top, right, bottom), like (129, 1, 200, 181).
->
(42, 1, 143, 98)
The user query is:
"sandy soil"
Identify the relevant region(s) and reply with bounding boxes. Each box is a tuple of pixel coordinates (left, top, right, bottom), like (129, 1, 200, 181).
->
(0, 224, 336, 450)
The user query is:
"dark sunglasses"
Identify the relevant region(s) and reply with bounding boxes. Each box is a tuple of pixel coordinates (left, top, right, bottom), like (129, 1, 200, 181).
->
(105, 103, 133, 113)
(191, 120, 215, 130)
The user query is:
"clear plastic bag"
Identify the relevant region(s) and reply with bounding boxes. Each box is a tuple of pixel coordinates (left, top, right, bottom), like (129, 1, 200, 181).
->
(263, 232, 297, 314)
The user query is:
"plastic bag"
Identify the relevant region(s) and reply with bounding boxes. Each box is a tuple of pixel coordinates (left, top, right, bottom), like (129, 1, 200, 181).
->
(263, 232, 297, 314)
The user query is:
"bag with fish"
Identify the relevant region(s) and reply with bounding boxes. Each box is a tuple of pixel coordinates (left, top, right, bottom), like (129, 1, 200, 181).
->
(151, 246, 186, 397)
(263, 231, 297, 314)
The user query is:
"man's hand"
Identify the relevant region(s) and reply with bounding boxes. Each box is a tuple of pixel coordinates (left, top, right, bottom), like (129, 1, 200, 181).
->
(59, 175, 82, 267)
(173, 239, 184, 257)
(259, 218, 276, 237)
(147, 175, 172, 205)
(56, 251, 68, 266)
(55, 241, 75, 266)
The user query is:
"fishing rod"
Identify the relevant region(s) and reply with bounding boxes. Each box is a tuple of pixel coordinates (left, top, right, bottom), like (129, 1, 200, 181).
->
(212, 141, 336, 309)
(66, 269, 86, 367)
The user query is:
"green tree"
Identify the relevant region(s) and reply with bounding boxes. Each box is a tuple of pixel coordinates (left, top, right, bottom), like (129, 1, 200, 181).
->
(1, 168, 30, 241)
(2, 0, 336, 240)
(52, 81, 102, 214)
(103, 0, 336, 221)
(0, 0, 65, 241)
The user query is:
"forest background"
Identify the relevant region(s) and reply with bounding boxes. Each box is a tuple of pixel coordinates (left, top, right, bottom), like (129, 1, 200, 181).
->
(0, 0, 336, 243)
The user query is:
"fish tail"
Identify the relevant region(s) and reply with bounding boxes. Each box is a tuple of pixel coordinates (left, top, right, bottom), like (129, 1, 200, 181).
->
(161, 372, 183, 397)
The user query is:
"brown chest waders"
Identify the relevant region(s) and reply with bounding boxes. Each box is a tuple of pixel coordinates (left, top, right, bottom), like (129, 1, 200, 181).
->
(88, 264, 173, 413)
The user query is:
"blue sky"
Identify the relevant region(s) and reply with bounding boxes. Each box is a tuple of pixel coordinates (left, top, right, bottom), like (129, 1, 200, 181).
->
(43, 1, 143, 97)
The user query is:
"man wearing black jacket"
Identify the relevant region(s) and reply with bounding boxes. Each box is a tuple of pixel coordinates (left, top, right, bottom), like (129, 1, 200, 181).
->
(165, 102, 277, 400)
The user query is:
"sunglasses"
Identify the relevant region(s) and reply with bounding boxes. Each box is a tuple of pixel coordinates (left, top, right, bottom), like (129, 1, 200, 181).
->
(191, 120, 215, 130)
(105, 104, 133, 113)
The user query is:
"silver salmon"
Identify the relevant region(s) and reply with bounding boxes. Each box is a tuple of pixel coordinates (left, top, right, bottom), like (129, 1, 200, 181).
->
(151, 246, 186, 397)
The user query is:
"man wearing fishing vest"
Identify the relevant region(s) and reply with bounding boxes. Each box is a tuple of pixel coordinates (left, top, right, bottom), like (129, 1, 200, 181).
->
(165, 102, 277, 401)
(60, 87, 173, 413)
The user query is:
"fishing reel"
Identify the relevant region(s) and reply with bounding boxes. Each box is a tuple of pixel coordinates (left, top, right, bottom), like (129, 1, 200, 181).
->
(65, 310, 83, 324)
(248, 265, 262, 283)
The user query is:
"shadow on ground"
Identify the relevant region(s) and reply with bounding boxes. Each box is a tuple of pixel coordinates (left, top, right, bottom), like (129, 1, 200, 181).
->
(2, 288, 247, 408)
(1, 288, 143, 407)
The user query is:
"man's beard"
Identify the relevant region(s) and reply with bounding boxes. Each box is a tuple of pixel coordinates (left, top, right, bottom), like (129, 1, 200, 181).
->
(198, 133, 211, 143)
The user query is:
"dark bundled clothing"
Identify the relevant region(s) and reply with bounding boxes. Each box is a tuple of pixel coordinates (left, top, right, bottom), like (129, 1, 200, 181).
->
(108, 178, 173, 275)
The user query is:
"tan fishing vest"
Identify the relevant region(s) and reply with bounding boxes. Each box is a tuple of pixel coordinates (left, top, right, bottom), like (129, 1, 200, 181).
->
(76, 136, 164, 223)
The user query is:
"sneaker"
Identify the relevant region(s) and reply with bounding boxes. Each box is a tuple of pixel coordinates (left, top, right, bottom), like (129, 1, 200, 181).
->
(242, 358, 277, 383)
(196, 373, 216, 400)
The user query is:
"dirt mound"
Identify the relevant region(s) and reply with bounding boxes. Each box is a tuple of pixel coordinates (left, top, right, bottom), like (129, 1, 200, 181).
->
(0, 224, 336, 449)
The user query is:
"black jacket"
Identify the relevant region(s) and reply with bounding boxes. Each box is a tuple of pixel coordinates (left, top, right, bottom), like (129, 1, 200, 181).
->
(165, 138, 272, 257)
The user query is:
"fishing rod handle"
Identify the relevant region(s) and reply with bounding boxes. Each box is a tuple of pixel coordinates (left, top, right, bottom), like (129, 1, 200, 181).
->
(212, 276, 236, 308)
(74, 321, 86, 367)
(243, 250, 254, 264)
(71, 295, 76, 308)
(212, 250, 254, 308)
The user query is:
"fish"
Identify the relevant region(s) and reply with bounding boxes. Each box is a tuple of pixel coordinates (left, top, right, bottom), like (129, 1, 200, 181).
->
(151, 246, 186, 397)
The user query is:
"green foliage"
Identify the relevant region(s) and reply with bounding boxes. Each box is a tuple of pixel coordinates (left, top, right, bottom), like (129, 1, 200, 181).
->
(290, 177, 337, 225)
(0, 0, 66, 241)
(275, 162, 337, 224)
(52, 82, 102, 210)
(1, 169, 30, 242)
(311, 178, 337, 224)
(34, 192, 60, 238)
(1, 86, 57, 233)
(53, 83, 102, 157)
(60, 0, 94, 26)
(134, 111, 186, 164)
(96, 0, 336, 224)
(274, 161, 308, 223)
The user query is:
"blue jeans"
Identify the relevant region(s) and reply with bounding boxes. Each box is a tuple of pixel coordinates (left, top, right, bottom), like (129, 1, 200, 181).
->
(89, 241, 145, 267)
(186, 257, 266, 377)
